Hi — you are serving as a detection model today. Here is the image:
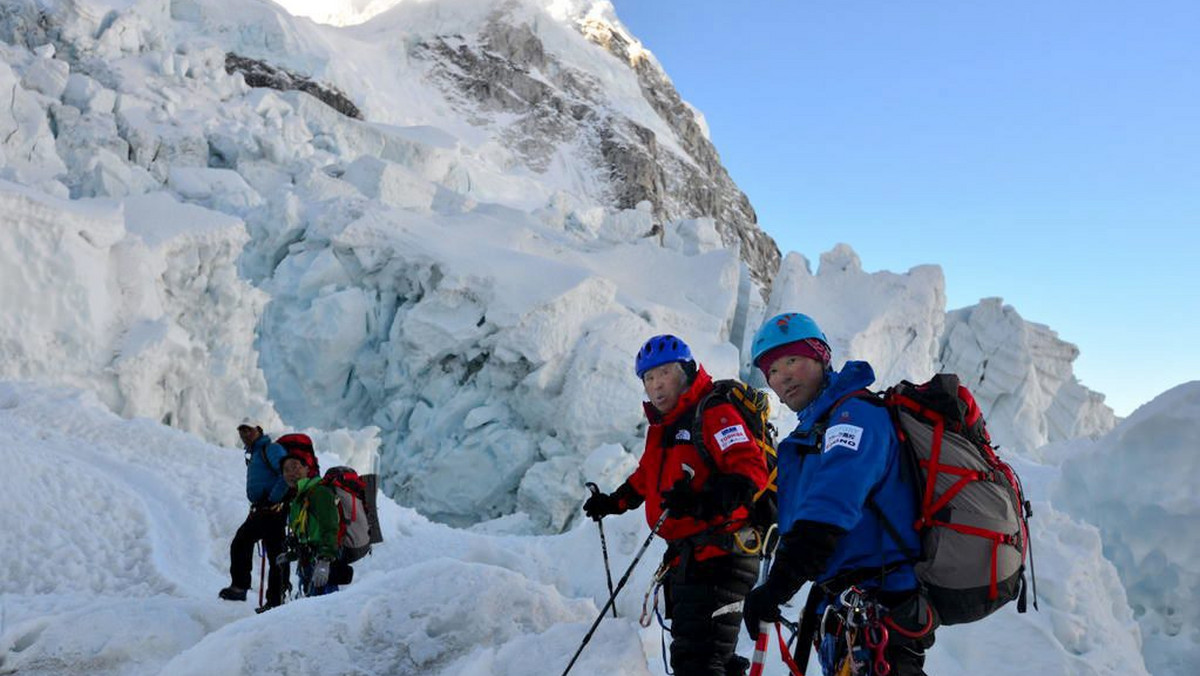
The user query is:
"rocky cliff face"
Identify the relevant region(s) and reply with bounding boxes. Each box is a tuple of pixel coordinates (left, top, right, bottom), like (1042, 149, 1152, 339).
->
(410, 4, 780, 290)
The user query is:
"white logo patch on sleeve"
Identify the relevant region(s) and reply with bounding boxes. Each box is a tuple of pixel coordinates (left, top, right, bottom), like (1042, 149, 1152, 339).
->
(714, 424, 751, 451)
(824, 424, 864, 453)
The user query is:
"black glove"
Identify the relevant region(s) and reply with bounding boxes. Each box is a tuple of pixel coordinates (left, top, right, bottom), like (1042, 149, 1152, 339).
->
(705, 474, 758, 518)
(661, 477, 703, 517)
(742, 584, 784, 639)
(583, 491, 621, 521)
(743, 520, 848, 639)
(771, 520, 847, 589)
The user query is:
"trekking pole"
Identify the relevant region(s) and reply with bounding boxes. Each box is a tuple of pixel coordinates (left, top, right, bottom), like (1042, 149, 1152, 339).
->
(560, 508, 670, 676)
(257, 543, 266, 607)
(584, 482, 618, 619)
(748, 621, 772, 676)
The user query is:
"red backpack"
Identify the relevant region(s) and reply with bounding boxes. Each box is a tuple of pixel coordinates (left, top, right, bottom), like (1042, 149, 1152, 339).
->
(277, 433, 320, 479)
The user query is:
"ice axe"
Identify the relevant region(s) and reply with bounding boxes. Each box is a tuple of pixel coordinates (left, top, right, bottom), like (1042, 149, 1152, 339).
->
(257, 542, 266, 607)
(584, 482, 618, 619)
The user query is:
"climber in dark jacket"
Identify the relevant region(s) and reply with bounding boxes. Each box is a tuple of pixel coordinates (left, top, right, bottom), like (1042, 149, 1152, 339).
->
(218, 421, 289, 612)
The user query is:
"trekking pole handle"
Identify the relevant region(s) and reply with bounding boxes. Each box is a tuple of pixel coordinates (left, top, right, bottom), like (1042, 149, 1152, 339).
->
(560, 508, 670, 676)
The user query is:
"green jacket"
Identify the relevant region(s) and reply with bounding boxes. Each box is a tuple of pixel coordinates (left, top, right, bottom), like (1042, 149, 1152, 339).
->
(289, 477, 340, 560)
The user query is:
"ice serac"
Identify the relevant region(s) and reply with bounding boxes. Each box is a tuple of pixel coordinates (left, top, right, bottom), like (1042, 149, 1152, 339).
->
(258, 196, 747, 528)
(0, 181, 277, 440)
(940, 297, 1116, 454)
(760, 244, 947, 387)
(1053, 382, 1200, 676)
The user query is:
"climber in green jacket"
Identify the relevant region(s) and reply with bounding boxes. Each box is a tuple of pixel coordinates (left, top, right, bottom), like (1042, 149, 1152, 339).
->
(280, 455, 341, 598)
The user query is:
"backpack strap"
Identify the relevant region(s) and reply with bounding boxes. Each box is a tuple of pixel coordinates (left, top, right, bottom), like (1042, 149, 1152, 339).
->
(258, 439, 282, 475)
(866, 498, 921, 561)
(831, 389, 923, 563)
(799, 388, 879, 453)
(811, 389, 923, 569)
(688, 391, 722, 474)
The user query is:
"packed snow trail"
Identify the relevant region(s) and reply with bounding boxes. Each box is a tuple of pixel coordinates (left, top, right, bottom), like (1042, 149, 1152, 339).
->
(0, 381, 663, 675)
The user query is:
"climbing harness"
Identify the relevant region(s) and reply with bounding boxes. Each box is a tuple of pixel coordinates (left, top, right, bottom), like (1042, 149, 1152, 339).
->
(814, 586, 910, 676)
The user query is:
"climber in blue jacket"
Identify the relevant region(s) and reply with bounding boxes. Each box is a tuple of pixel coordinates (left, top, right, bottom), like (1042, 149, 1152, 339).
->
(741, 312, 938, 676)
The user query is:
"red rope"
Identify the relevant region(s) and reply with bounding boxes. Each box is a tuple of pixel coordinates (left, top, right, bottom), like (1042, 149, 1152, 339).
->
(776, 621, 806, 675)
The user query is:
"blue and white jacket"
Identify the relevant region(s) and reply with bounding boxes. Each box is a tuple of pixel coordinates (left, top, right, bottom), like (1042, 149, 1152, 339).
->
(246, 435, 288, 506)
(776, 361, 920, 592)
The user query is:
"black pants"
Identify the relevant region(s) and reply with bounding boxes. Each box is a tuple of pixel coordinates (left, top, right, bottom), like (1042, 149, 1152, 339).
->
(879, 590, 937, 676)
(229, 507, 287, 605)
(666, 552, 760, 676)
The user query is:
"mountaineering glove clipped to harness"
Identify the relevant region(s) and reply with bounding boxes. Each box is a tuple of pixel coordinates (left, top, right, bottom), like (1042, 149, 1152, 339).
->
(703, 474, 758, 518)
(660, 474, 758, 519)
(310, 559, 332, 588)
(660, 477, 702, 516)
(583, 481, 641, 521)
(742, 520, 846, 639)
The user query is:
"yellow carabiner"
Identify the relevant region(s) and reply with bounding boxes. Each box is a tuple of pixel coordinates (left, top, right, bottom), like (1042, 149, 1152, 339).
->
(734, 528, 763, 556)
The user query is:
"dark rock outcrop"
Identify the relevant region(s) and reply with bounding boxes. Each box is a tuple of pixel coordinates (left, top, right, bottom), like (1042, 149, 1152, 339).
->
(412, 9, 780, 291)
(225, 53, 363, 120)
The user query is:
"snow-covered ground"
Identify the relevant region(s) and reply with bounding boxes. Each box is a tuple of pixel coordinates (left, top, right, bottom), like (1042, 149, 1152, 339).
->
(0, 0, 1194, 673)
(3, 378, 1187, 675)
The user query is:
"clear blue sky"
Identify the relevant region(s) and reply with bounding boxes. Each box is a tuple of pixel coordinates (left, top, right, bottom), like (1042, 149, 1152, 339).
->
(610, 0, 1199, 417)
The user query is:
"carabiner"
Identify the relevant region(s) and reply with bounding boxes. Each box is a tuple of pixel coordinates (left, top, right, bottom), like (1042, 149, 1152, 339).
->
(839, 586, 867, 628)
(639, 562, 669, 628)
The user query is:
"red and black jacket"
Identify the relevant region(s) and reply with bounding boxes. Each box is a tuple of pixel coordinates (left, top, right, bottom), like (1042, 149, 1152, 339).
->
(618, 366, 769, 561)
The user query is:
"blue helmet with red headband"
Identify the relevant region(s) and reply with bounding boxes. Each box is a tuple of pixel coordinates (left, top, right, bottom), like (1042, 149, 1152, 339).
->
(751, 312, 829, 370)
(635, 334, 694, 378)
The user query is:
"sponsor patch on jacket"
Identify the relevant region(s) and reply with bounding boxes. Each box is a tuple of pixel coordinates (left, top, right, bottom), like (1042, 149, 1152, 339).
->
(675, 429, 692, 441)
(824, 424, 864, 453)
(714, 424, 750, 451)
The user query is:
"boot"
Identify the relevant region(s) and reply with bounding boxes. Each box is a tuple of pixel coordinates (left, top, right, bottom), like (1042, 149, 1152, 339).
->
(218, 586, 247, 601)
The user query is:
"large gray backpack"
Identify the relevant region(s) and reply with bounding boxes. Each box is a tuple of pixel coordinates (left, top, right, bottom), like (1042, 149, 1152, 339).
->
(321, 466, 383, 564)
(870, 374, 1036, 625)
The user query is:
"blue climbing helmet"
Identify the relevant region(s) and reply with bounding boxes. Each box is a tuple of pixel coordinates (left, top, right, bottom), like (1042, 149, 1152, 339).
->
(635, 334, 694, 378)
(751, 312, 828, 367)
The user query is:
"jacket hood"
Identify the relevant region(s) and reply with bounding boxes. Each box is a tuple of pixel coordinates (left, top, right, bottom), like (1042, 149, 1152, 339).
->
(793, 360, 876, 432)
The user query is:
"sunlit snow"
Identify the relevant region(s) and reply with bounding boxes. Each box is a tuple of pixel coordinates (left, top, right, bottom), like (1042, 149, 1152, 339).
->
(0, 1, 1193, 674)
